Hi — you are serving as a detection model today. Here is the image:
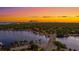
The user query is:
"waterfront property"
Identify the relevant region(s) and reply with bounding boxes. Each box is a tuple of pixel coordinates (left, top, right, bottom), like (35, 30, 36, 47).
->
(0, 23, 79, 51)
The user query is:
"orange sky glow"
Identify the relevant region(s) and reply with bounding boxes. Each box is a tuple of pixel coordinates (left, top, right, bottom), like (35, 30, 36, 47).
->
(0, 7, 79, 22)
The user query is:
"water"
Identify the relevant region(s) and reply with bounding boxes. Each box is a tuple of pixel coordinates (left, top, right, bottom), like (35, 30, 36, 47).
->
(0, 30, 79, 50)
(0, 30, 49, 47)
(57, 36, 79, 50)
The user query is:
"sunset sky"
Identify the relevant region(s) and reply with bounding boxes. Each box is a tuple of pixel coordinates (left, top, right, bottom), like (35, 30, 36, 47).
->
(0, 7, 79, 22)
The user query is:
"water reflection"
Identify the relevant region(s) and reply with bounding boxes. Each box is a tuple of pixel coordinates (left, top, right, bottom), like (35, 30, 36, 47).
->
(0, 30, 79, 50)
(57, 36, 79, 50)
(0, 31, 49, 47)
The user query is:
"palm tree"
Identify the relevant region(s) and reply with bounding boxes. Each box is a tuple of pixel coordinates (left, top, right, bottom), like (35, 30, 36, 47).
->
(39, 39, 42, 44)
(27, 40, 39, 51)
(69, 48, 72, 51)
(30, 43, 39, 51)
(23, 40, 28, 45)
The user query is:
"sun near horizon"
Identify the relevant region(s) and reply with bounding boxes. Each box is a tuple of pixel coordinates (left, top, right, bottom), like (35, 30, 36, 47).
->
(0, 7, 79, 23)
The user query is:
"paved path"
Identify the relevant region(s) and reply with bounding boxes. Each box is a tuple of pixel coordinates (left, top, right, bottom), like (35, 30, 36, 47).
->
(10, 45, 28, 51)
